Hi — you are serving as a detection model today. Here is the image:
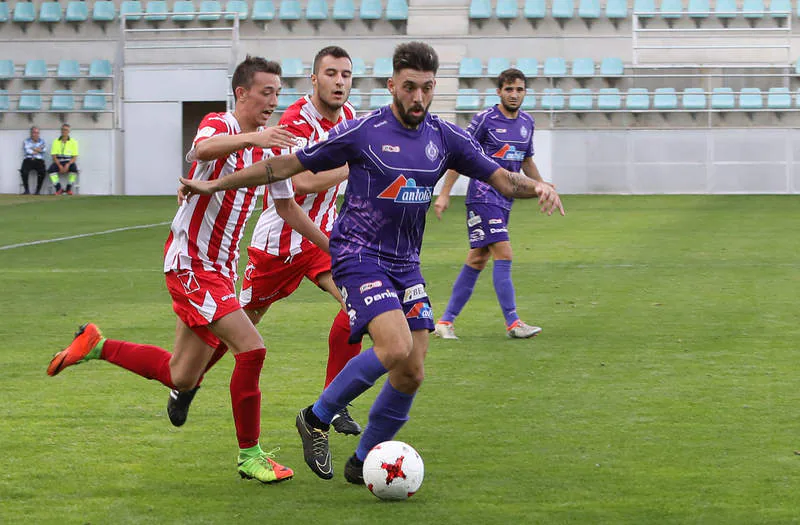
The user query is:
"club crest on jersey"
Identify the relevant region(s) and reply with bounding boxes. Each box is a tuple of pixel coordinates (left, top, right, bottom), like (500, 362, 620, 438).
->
(405, 301, 433, 320)
(176, 271, 201, 295)
(377, 176, 433, 204)
(425, 141, 438, 161)
(520, 127, 529, 138)
(492, 144, 525, 162)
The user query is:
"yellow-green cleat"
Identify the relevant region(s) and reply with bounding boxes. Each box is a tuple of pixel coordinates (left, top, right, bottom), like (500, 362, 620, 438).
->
(237, 451, 294, 484)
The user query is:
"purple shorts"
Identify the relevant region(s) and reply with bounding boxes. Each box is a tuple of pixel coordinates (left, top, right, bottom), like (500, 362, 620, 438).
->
(333, 259, 434, 344)
(466, 203, 511, 249)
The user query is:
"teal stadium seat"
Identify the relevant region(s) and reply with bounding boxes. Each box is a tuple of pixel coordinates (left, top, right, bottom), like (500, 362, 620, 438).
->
(682, 88, 707, 110)
(459, 57, 483, 78)
(541, 88, 565, 110)
(224, 1, 249, 21)
(543, 57, 567, 77)
(66, 1, 89, 23)
(710, 87, 735, 109)
(57, 60, 81, 81)
(0, 3, 8, 23)
(51, 90, 75, 112)
(277, 87, 298, 109)
(515, 58, 538, 77)
(24, 59, 47, 81)
(13, 2, 36, 23)
(600, 57, 624, 77)
(306, 0, 328, 21)
(332, 0, 354, 21)
(571, 58, 595, 78)
(483, 88, 500, 108)
(597, 88, 622, 110)
(521, 88, 536, 110)
(0, 60, 15, 81)
(742, 0, 765, 19)
(88, 59, 112, 81)
(524, 0, 546, 20)
(496, 0, 518, 20)
(385, 0, 408, 21)
(19, 89, 42, 111)
(198, 0, 222, 21)
(552, 0, 575, 20)
(653, 87, 678, 110)
(633, 0, 656, 19)
(92, 1, 116, 22)
(605, 0, 628, 20)
(359, 0, 381, 20)
(281, 58, 304, 77)
(769, 0, 792, 18)
(487, 57, 511, 77)
(373, 57, 393, 77)
(687, 0, 710, 21)
(579, 0, 601, 20)
(569, 88, 593, 111)
(369, 88, 391, 109)
(39, 1, 63, 24)
(626, 88, 650, 110)
(279, 0, 301, 20)
(144, 1, 168, 22)
(0, 90, 9, 111)
(469, 0, 492, 20)
(715, 0, 737, 20)
(120, 1, 144, 21)
(83, 90, 107, 111)
(795, 57, 800, 76)
(252, 0, 275, 21)
(767, 87, 791, 109)
(659, 0, 683, 19)
(455, 88, 481, 111)
(172, 1, 196, 22)
(348, 87, 362, 110)
(739, 88, 763, 109)
(350, 57, 366, 76)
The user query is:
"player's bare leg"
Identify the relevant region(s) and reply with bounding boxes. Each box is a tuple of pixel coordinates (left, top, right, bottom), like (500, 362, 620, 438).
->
(165, 320, 218, 426)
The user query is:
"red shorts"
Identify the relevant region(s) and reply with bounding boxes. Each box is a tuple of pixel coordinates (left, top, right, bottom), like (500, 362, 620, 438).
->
(240, 245, 331, 310)
(165, 267, 242, 348)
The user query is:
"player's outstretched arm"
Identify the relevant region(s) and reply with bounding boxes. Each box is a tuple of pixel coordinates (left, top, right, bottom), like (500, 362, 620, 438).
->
(274, 198, 330, 254)
(179, 154, 306, 200)
(193, 126, 296, 161)
(487, 167, 565, 216)
(293, 164, 349, 196)
(433, 169, 460, 220)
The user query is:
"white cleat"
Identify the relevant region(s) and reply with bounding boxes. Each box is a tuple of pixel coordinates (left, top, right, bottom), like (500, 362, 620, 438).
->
(507, 321, 542, 339)
(434, 322, 458, 340)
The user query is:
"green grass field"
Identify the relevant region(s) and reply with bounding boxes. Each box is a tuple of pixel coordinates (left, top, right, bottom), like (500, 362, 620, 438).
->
(2, 194, 800, 524)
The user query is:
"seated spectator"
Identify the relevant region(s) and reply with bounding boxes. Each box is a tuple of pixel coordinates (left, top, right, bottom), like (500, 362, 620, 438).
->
(20, 126, 47, 195)
(48, 123, 79, 195)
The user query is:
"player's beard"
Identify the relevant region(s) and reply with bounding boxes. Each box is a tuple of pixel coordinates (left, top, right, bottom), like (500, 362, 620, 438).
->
(394, 95, 431, 128)
(501, 101, 521, 114)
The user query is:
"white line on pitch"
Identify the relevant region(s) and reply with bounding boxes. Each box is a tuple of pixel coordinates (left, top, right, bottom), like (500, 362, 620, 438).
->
(0, 221, 171, 251)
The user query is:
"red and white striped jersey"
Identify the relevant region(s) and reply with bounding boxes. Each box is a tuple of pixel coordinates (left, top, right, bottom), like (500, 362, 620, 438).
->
(164, 111, 269, 280)
(249, 95, 356, 257)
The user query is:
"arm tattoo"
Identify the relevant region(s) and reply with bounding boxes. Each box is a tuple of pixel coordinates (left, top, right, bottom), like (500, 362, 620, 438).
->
(265, 162, 277, 185)
(505, 171, 527, 198)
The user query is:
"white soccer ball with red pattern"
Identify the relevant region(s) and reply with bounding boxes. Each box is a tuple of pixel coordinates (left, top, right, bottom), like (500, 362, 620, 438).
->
(363, 440, 424, 501)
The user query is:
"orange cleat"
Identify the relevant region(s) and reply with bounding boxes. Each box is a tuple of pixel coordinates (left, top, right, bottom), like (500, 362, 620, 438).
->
(47, 323, 103, 376)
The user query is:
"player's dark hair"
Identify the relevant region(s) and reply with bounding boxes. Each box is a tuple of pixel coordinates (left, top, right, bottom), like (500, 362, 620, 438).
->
(497, 68, 526, 89)
(393, 42, 439, 75)
(313, 46, 352, 75)
(231, 55, 282, 93)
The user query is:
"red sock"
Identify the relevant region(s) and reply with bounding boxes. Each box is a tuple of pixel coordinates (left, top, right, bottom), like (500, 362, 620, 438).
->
(325, 309, 362, 388)
(101, 339, 176, 389)
(195, 342, 228, 387)
(230, 348, 266, 449)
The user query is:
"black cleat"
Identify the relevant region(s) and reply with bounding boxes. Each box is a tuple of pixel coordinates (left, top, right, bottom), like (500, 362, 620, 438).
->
(167, 386, 200, 427)
(295, 407, 333, 480)
(331, 406, 362, 436)
(344, 454, 364, 485)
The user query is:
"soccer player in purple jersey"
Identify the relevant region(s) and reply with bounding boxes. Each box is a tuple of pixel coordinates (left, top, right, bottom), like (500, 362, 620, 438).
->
(178, 42, 564, 484)
(433, 68, 548, 340)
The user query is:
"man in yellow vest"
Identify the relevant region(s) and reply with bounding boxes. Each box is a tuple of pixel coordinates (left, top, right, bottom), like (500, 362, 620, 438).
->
(48, 123, 79, 195)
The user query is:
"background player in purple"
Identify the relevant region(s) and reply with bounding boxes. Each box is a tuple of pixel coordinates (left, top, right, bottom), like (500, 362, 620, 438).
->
(434, 68, 549, 340)
(178, 42, 565, 484)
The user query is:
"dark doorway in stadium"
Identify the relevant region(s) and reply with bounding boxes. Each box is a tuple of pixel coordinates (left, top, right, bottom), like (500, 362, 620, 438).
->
(182, 101, 227, 174)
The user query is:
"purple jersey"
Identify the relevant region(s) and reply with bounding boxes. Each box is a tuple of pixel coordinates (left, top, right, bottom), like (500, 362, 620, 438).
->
(464, 105, 535, 211)
(296, 105, 500, 271)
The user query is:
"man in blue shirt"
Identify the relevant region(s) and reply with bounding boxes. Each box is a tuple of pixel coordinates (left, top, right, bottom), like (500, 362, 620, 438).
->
(434, 68, 546, 340)
(178, 42, 564, 484)
(19, 126, 46, 195)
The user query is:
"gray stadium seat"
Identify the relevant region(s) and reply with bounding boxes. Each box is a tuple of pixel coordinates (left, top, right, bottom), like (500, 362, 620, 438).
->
(57, 60, 81, 82)
(281, 58, 304, 77)
(13, 1, 36, 24)
(144, 1, 168, 22)
(198, 0, 222, 21)
(483, 88, 500, 108)
(386, 0, 408, 21)
(277, 87, 298, 109)
(279, 0, 301, 21)
(92, 1, 117, 23)
(172, 1, 196, 22)
(350, 57, 366, 76)
(84, 90, 107, 111)
(653, 87, 678, 110)
(373, 57, 393, 77)
(521, 88, 536, 109)
(306, 0, 328, 21)
(120, 1, 144, 21)
(51, 90, 75, 112)
(66, 1, 89, 24)
(0, 3, 8, 23)
(224, 1, 249, 21)
(0, 90, 9, 112)
(359, 0, 381, 20)
(682, 88, 706, 110)
(487, 57, 511, 77)
(543, 57, 567, 77)
(515, 58, 538, 77)
(332, 0, 355, 21)
(739, 87, 763, 109)
(88, 59, 112, 81)
(569, 88, 593, 110)
(597, 88, 621, 110)
(626, 88, 650, 110)
(496, 0, 519, 20)
(710, 87, 734, 109)
(541, 88, 565, 110)
(469, 0, 492, 20)
(252, 0, 275, 21)
(348, 87, 362, 110)
(605, 0, 627, 21)
(571, 58, 595, 78)
(766, 87, 791, 109)
(455, 88, 481, 111)
(24, 59, 47, 81)
(459, 57, 483, 78)
(0, 60, 15, 81)
(19, 89, 42, 111)
(369, 88, 391, 109)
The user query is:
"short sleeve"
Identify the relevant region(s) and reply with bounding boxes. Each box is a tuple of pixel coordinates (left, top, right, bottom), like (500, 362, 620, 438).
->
(442, 121, 499, 183)
(465, 111, 488, 143)
(186, 113, 229, 162)
(295, 118, 359, 174)
(267, 179, 295, 200)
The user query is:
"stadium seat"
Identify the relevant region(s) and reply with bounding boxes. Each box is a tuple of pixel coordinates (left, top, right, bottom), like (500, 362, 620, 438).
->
(541, 88, 565, 110)
(578, 0, 601, 21)
(459, 57, 483, 78)
(543, 57, 567, 77)
(600, 57, 624, 78)
(373, 57, 393, 77)
(0, 90, 9, 112)
(795, 58, 800, 76)
(769, 0, 791, 18)
(224, 1, 249, 21)
(714, 0, 737, 21)
(659, 0, 683, 20)
(710, 87, 735, 109)
(385, 0, 408, 21)
(742, 0, 765, 20)
(483, 88, 500, 108)
(350, 57, 366, 76)
(277, 87, 298, 109)
(57, 60, 81, 82)
(39, 1, 63, 25)
(571, 58, 595, 78)
(88, 59, 112, 81)
(523, 0, 545, 26)
(198, 0, 222, 21)
(487, 57, 511, 77)
(252, 0, 275, 21)
(767, 87, 791, 109)
(348, 87, 362, 110)
(739, 87, 763, 109)
(515, 58, 538, 77)
(568, 88, 593, 111)
(0, 60, 15, 81)
(279, 0, 301, 21)
(24, 60, 47, 81)
(144, 1, 168, 22)
(18, 89, 42, 111)
(653, 87, 678, 110)
(83, 89, 107, 111)
(65, 1, 89, 24)
(597, 87, 622, 110)
(625, 88, 650, 110)
(51, 90, 75, 112)
(369, 88, 391, 109)
(605, 0, 628, 21)
(359, 0, 381, 20)
(496, 0, 518, 21)
(92, 1, 116, 23)
(518, 88, 534, 109)
(0, 3, 8, 23)
(469, 0, 492, 20)
(682, 87, 706, 110)
(633, 0, 656, 20)
(13, 2, 36, 24)
(281, 58, 304, 78)
(552, 0, 575, 20)
(455, 88, 481, 111)
(332, 0, 355, 21)
(172, 1, 196, 22)
(305, 0, 328, 21)
(120, 1, 144, 21)
(687, 0, 710, 24)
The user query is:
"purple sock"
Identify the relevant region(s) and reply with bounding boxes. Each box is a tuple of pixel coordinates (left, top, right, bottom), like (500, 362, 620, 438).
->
(493, 260, 519, 326)
(440, 264, 481, 323)
(312, 347, 387, 424)
(355, 380, 415, 461)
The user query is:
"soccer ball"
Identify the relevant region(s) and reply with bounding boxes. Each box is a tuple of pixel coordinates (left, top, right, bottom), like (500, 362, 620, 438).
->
(363, 440, 424, 501)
